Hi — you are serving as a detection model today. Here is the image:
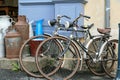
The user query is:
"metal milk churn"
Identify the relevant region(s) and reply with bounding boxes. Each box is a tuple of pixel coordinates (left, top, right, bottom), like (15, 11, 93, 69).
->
(5, 26, 22, 58)
(15, 15, 29, 44)
(0, 29, 5, 58)
(0, 15, 13, 36)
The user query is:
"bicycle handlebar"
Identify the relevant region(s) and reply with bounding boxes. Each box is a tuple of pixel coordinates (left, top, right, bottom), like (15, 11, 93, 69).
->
(60, 15, 71, 19)
(80, 14, 91, 19)
(65, 14, 91, 29)
(73, 13, 90, 23)
(48, 14, 91, 31)
(57, 15, 71, 20)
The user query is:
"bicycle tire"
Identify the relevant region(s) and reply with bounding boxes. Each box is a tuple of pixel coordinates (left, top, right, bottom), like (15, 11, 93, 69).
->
(101, 39, 118, 78)
(19, 34, 51, 78)
(85, 37, 106, 76)
(35, 36, 81, 80)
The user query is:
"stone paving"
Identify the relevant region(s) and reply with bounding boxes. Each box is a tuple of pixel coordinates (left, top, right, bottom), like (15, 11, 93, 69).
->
(0, 69, 114, 80)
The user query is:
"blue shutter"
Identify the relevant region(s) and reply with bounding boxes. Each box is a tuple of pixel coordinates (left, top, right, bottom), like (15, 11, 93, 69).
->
(18, 0, 84, 37)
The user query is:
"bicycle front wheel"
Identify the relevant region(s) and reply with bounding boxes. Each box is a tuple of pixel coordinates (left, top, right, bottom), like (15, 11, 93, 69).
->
(101, 39, 118, 78)
(35, 36, 80, 80)
(19, 34, 50, 78)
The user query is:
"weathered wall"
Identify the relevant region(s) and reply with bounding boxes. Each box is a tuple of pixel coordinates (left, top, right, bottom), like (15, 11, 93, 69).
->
(84, 0, 105, 35)
(110, 0, 120, 39)
(84, 0, 120, 39)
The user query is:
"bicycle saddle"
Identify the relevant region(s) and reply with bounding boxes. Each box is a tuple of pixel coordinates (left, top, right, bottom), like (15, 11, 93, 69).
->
(97, 28, 111, 34)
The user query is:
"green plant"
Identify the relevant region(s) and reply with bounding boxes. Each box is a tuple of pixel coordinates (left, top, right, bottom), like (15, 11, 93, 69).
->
(11, 62, 20, 71)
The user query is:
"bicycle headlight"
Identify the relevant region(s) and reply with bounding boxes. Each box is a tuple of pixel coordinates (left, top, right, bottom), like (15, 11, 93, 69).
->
(48, 19, 57, 26)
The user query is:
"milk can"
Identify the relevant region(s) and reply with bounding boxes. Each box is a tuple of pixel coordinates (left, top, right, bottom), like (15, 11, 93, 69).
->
(0, 15, 14, 36)
(5, 26, 22, 58)
(0, 29, 5, 58)
(15, 15, 29, 44)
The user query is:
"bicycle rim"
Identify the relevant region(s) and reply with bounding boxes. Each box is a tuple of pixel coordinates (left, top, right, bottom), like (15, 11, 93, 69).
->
(19, 34, 50, 78)
(35, 36, 80, 80)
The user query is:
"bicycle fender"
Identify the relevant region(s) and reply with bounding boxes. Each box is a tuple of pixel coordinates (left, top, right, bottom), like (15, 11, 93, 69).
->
(99, 39, 118, 56)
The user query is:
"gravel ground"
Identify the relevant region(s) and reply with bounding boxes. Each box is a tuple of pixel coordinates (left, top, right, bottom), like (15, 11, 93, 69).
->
(0, 69, 114, 80)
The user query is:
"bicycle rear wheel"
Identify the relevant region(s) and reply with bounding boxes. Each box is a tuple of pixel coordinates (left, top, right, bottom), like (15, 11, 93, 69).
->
(85, 37, 106, 76)
(19, 34, 50, 78)
(35, 36, 81, 80)
(101, 39, 118, 78)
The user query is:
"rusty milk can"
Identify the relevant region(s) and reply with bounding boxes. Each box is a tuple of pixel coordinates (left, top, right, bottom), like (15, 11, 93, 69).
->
(5, 26, 22, 58)
(15, 15, 29, 44)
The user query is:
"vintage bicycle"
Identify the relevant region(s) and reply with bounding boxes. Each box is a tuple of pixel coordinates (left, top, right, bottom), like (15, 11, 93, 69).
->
(35, 14, 118, 80)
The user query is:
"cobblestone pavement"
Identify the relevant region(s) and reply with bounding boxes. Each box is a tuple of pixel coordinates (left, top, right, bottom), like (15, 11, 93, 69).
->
(0, 69, 114, 80)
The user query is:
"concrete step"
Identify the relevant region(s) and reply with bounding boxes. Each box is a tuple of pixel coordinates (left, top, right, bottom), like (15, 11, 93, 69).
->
(0, 58, 19, 70)
(0, 57, 89, 72)
(0, 57, 38, 72)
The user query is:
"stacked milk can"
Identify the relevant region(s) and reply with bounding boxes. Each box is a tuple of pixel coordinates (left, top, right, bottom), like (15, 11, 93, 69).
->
(0, 15, 14, 58)
(0, 15, 44, 58)
(0, 15, 29, 58)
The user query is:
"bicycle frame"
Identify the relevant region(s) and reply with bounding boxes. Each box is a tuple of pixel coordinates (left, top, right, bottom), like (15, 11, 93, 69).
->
(57, 29, 112, 63)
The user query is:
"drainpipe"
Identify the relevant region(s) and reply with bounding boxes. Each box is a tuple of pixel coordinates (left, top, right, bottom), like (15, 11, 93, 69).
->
(105, 0, 110, 28)
(115, 23, 120, 80)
